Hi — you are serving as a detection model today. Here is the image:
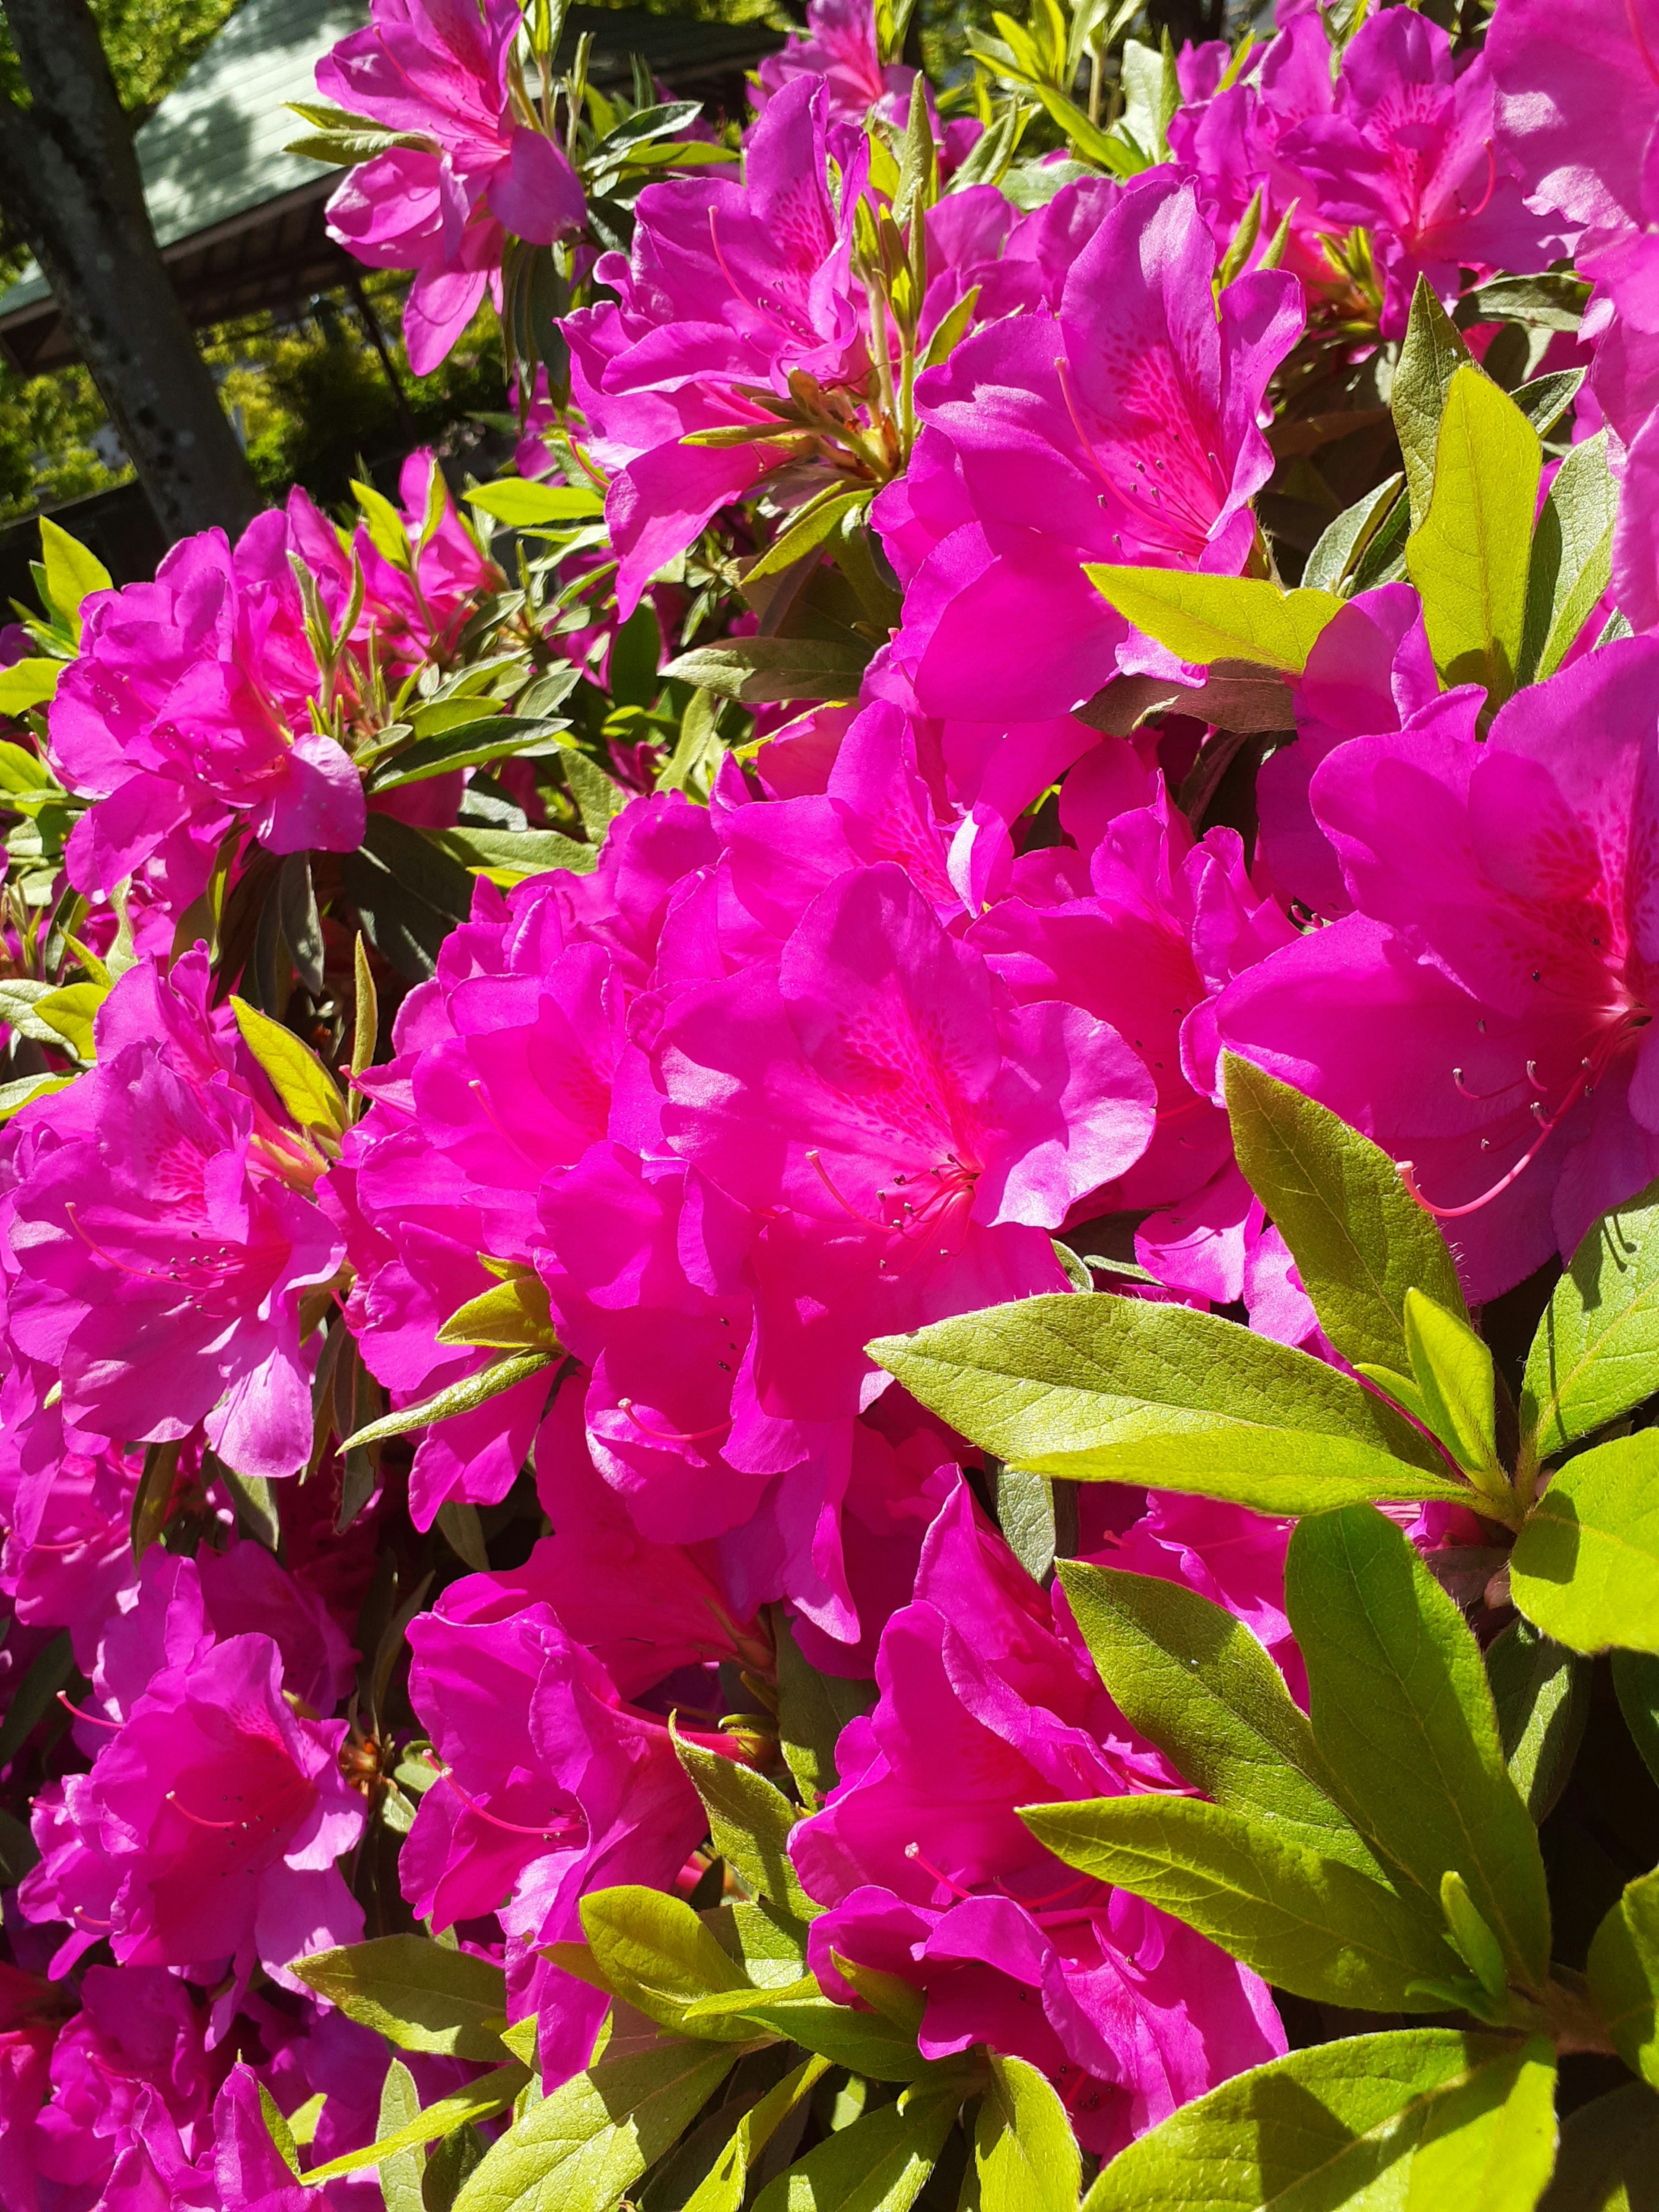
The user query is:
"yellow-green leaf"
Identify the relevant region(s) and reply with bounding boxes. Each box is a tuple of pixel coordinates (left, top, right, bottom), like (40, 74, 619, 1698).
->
(0, 660, 63, 716)
(1404, 364, 1541, 705)
(39, 517, 111, 641)
(34, 981, 107, 1060)
(436, 1273, 561, 1353)
(1084, 566, 1343, 674)
(231, 997, 346, 1137)
(1510, 1432, 1659, 1656)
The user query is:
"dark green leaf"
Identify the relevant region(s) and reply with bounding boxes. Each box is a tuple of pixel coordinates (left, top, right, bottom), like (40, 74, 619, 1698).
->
(774, 1609, 877, 1812)
(1020, 1795, 1460, 2012)
(1300, 475, 1406, 596)
(1588, 1867, 1659, 2089)
(1614, 1650, 1659, 1790)
(1056, 1560, 1379, 1873)
(277, 853, 324, 998)
(1287, 1505, 1552, 1989)
(0, 1629, 73, 1770)
(1521, 1177, 1659, 1466)
(1539, 2081, 1659, 2212)
(1511, 1433, 1659, 1656)
(290, 1936, 509, 2061)
(1486, 1618, 1590, 1821)
(662, 636, 872, 706)
(427, 826, 598, 878)
(1393, 276, 1477, 529)
(670, 1727, 818, 1921)
(1519, 429, 1616, 686)
(370, 718, 568, 791)
(1222, 1054, 1466, 1374)
(1456, 273, 1591, 332)
(680, 2055, 831, 2212)
(1082, 2030, 1557, 2212)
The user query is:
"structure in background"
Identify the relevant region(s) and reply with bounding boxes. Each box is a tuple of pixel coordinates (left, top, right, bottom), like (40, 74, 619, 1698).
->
(0, 0, 782, 591)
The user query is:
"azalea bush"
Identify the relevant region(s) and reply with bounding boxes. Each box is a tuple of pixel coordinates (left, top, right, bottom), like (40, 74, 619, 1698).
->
(4, 0, 1659, 2205)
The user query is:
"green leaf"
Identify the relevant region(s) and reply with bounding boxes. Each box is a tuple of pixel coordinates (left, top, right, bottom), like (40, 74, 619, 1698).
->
(559, 750, 628, 841)
(1520, 1178, 1659, 1465)
(0, 659, 63, 715)
(1020, 1794, 1459, 2012)
(33, 980, 105, 1060)
(1083, 567, 1341, 674)
(1440, 1870, 1508, 2001)
(0, 1629, 72, 1773)
(39, 516, 111, 641)
(370, 718, 568, 791)
(662, 636, 871, 706)
(682, 2056, 830, 2212)
(290, 1936, 509, 2061)
(705, 1898, 810, 1989)
(426, 826, 599, 879)
(1520, 429, 1617, 685)
(306, 2063, 530, 2181)
(1056, 1560, 1379, 1874)
(1287, 1505, 1552, 1990)
(1614, 1650, 1659, 1791)
(1222, 1053, 1467, 1375)
(1589, 1867, 1659, 2089)
(436, 1274, 561, 1354)
(1457, 273, 1591, 333)
(1405, 363, 1542, 704)
(451, 2036, 735, 2212)
(577, 1886, 756, 2039)
(1401, 1288, 1503, 1483)
(260, 2080, 300, 2176)
(341, 1352, 557, 1451)
(1301, 475, 1406, 596)
(975, 2053, 1080, 2212)
(669, 1726, 818, 1920)
(1081, 2030, 1557, 2212)
(1539, 2081, 1659, 2212)
(1487, 1619, 1591, 1822)
(1393, 276, 1478, 530)
(747, 489, 874, 585)
(1511, 1433, 1659, 1656)
(353, 478, 412, 569)
(467, 480, 605, 527)
(751, 2079, 962, 2212)
(774, 1608, 877, 1812)
(1513, 367, 1585, 440)
(680, 1977, 937, 2081)
(377, 2058, 428, 2212)
(868, 1294, 1468, 1521)
(230, 997, 346, 1138)
(992, 1462, 1072, 1582)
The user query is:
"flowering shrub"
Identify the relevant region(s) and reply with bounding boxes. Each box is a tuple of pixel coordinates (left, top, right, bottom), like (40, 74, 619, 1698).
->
(6, 0, 1659, 2206)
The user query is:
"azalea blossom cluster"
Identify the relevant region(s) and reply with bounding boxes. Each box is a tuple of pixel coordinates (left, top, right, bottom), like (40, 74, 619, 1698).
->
(1, 0, 1654, 2199)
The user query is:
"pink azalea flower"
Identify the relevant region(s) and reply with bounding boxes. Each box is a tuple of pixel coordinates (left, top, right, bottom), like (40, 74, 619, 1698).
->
(879, 172, 1303, 724)
(1218, 636, 1659, 1301)
(0, 950, 346, 1490)
(791, 1483, 1285, 2156)
(971, 782, 1297, 1305)
(658, 860, 1158, 1423)
(30, 1965, 214, 2200)
(22, 1628, 363, 2028)
(49, 516, 366, 914)
(1275, 10, 1560, 337)
(318, 0, 585, 373)
(402, 1583, 736, 2086)
(754, 0, 917, 126)
(566, 78, 1058, 616)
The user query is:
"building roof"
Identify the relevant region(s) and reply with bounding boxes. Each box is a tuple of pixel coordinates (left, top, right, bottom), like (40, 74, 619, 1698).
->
(0, 0, 780, 374)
